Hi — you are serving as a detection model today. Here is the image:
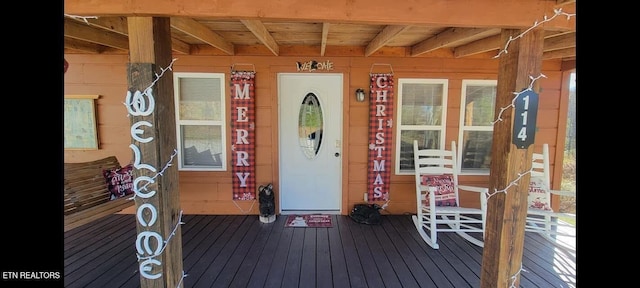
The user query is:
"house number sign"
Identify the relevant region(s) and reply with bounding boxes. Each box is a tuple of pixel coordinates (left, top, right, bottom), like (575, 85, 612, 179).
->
(512, 90, 539, 149)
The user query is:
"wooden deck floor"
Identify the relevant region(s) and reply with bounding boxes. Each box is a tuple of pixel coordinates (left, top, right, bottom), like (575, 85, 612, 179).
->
(63, 214, 576, 287)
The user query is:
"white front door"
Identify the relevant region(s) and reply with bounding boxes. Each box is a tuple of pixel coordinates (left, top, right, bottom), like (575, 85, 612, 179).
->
(278, 73, 342, 213)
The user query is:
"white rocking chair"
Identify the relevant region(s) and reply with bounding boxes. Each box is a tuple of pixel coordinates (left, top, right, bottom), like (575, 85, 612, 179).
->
(411, 140, 488, 249)
(526, 144, 576, 251)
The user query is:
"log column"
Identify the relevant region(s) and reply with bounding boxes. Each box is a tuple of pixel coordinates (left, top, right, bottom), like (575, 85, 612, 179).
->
(127, 17, 184, 288)
(480, 27, 545, 288)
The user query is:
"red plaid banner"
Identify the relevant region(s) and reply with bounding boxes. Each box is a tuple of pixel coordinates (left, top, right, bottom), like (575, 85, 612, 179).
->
(367, 73, 394, 201)
(230, 71, 256, 200)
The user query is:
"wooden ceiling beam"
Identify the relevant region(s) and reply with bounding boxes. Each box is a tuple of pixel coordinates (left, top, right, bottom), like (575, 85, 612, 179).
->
(453, 30, 576, 58)
(66, 16, 191, 54)
(543, 47, 575, 60)
(240, 19, 279, 56)
(543, 32, 576, 51)
(67, 16, 129, 36)
(411, 27, 495, 57)
(64, 37, 107, 53)
(64, 18, 129, 50)
(64, 0, 574, 31)
(170, 37, 191, 54)
(170, 17, 234, 55)
(365, 25, 411, 57)
(454, 34, 501, 58)
(321, 23, 330, 56)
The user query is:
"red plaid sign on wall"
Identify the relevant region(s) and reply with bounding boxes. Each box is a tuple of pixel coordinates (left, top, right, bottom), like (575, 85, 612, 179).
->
(367, 73, 394, 201)
(230, 71, 256, 200)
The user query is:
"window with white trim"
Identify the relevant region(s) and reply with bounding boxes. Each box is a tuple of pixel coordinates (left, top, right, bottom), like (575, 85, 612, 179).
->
(457, 79, 497, 175)
(395, 79, 448, 174)
(174, 72, 226, 171)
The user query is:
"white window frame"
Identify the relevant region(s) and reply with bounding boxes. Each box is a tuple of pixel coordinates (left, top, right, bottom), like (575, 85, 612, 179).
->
(457, 79, 497, 175)
(173, 72, 227, 171)
(395, 78, 448, 175)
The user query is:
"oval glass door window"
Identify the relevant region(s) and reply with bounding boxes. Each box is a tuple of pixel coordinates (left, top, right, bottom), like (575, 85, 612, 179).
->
(298, 93, 324, 159)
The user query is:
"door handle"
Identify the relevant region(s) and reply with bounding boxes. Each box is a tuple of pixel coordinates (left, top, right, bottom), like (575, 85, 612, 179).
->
(335, 152, 340, 157)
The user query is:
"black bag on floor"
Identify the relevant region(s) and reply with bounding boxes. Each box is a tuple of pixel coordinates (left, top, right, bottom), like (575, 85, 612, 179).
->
(350, 203, 382, 225)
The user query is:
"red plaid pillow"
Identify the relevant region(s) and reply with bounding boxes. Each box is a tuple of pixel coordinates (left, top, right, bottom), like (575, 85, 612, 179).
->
(103, 164, 134, 200)
(420, 174, 457, 207)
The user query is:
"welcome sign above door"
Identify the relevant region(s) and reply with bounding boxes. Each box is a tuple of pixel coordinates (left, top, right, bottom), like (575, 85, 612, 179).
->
(295, 60, 334, 72)
(367, 73, 394, 202)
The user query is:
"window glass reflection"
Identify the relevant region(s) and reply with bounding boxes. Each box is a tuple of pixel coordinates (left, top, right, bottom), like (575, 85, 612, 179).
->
(298, 93, 323, 159)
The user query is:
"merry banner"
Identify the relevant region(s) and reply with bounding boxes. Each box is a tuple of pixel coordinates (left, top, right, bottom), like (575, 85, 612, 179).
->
(367, 73, 394, 201)
(230, 71, 256, 200)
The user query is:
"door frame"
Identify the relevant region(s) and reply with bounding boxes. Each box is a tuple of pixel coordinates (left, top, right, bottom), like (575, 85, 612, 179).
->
(276, 72, 344, 214)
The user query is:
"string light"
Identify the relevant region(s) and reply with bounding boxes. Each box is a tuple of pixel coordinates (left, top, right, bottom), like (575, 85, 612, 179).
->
(126, 149, 179, 201)
(124, 58, 178, 117)
(136, 210, 185, 261)
(508, 264, 528, 288)
(485, 168, 533, 200)
(176, 271, 188, 288)
(63, 14, 98, 24)
(491, 74, 546, 125)
(494, 8, 576, 59)
(150, 58, 177, 89)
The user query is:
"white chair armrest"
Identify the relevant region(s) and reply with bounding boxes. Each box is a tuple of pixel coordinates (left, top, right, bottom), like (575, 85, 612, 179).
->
(458, 185, 488, 216)
(549, 189, 576, 197)
(458, 185, 488, 194)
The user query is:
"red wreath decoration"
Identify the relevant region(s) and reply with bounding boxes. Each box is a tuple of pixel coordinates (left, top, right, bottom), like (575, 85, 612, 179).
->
(64, 58, 69, 74)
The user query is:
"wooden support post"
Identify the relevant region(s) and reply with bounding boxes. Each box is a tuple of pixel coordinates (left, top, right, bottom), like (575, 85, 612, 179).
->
(126, 17, 184, 288)
(480, 28, 545, 288)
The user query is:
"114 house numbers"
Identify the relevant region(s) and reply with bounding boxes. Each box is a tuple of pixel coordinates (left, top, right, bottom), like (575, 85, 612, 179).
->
(512, 90, 539, 149)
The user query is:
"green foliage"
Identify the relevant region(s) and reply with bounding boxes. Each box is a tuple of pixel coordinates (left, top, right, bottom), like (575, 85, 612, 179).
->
(560, 216, 576, 226)
(559, 149, 576, 223)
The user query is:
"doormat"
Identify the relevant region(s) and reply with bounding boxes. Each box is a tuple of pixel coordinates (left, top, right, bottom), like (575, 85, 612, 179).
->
(284, 214, 333, 228)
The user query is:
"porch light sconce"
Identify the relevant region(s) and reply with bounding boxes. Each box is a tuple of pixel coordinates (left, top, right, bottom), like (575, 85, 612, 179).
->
(355, 88, 366, 102)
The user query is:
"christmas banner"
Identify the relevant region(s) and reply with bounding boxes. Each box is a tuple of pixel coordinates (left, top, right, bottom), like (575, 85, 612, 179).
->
(230, 71, 256, 200)
(367, 73, 394, 201)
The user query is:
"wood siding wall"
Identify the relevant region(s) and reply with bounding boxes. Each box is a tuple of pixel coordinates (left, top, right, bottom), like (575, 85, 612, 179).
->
(64, 53, 567, 215)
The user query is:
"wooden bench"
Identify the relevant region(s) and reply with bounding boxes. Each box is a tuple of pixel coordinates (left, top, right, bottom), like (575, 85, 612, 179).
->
(64, 156, 135, 232)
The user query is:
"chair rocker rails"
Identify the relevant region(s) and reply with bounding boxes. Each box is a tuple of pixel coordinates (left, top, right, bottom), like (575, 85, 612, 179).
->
(526, 144, 576, 251)
(411, 140, 488, 249)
